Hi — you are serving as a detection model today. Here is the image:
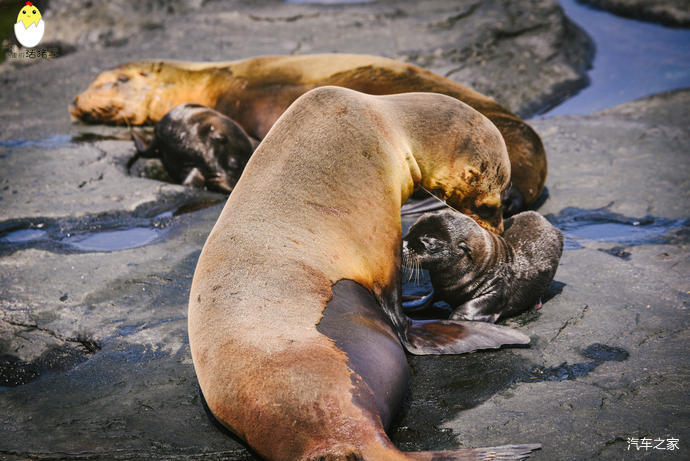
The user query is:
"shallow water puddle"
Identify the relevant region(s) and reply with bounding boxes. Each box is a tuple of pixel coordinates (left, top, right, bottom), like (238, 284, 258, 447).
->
(0, 135, 72, 149)
(546, 207, 688, 250)
(62, 227, 164, 252)
(0, 199, 222, 254)
(0, 228, 49, 243)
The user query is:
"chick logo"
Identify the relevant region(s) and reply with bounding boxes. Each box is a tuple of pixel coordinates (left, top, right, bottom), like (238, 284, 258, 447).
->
(14, 1, 45, 48)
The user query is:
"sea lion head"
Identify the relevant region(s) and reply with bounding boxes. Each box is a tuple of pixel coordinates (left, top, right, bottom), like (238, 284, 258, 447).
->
(152, 104, 255, 194)
(70, 61, 190, 125)
(417, 106, 510, 234)
(402, 209, 487, 277)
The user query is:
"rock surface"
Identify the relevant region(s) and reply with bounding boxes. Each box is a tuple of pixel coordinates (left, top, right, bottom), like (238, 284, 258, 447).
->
(577, 0, 690, 28)
(1, 1, 688, 460)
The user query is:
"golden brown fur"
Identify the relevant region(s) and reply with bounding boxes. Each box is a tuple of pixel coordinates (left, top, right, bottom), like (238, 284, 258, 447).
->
(187, 87, 539, 460)
(70, 54, 547, 208)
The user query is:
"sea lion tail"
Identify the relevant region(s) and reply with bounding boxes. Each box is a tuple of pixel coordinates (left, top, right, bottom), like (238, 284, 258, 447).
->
(402, 443, 541, 460)
(403, 319, 531, 355)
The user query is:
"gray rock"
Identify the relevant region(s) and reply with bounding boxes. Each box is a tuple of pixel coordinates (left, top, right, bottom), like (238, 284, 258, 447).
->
(577, 0, 690, 28)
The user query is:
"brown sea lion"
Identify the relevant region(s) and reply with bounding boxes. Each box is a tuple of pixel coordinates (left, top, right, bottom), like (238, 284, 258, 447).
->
(403, 210, 563, 322)
(69, 53, 547, 212)
(127, 103, 257, 193)
(187, 87, 540, 460)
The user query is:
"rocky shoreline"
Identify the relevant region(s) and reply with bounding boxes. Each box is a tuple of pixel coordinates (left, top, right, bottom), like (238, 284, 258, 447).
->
(1, 1, 688, 460)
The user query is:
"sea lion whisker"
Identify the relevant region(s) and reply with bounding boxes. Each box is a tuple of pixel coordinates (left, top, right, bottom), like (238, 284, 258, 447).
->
(419, 185, 461, 213)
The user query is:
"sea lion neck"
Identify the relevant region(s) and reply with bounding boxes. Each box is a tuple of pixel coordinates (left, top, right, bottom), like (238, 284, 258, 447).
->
(146, 63, 238, 123)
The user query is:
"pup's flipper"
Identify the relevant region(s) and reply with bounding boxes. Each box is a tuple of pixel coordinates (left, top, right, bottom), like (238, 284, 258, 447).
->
(403, 318, 530, 355)
(402, 289, 435, 312)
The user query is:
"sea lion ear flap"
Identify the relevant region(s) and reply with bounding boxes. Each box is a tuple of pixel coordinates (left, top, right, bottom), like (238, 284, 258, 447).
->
(402, 319, 530, 355)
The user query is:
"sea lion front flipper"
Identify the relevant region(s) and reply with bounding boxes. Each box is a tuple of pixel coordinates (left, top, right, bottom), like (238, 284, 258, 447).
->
(127, 129, 159, 171)
(401, 288, 435, 312)
(130, 129, 159, 158)
(403, 318, 530, 355)
(182, 168, 206, 188)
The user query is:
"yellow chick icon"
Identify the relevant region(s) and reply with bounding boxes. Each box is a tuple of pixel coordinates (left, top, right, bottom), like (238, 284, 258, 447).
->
(14, 1, 45, 48)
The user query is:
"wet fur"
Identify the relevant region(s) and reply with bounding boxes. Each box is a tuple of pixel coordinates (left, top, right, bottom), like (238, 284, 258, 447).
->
(403, 210, 563, 322)
(70, 53, 546, 211)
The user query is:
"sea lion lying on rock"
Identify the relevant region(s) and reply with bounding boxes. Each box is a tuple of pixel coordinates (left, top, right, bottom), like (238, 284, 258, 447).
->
(403, 210, 563, 322)
(188, 86, 540, 460)
(70, 53, 547, 213)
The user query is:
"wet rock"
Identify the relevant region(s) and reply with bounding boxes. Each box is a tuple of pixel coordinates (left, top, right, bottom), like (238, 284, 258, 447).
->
(534, 89, 690, 219)
(577, 0, 690, 28)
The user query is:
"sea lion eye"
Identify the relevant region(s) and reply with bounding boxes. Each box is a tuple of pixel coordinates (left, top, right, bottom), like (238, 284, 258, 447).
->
(227, 157, 240, 169)
(117, 75, 130, 84)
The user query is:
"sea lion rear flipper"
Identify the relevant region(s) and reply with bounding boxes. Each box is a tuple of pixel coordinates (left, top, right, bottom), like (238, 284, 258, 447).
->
(403, 318, 530, 355)
(404, 443, 541, 460)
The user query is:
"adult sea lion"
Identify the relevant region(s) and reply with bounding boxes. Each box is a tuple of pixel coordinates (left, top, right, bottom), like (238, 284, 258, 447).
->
(188, 87, 540, 460)
(127, 103, 257, 193)
(403, 210, 563, 322)
(70, 53, 547, 212)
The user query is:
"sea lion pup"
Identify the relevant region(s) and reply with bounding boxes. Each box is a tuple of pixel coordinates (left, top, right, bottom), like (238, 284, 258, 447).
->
(69, 53, 546, 213)
(403, 210, 563, 322)
(188, 87, 540, 460)
(127, 104, 256, 193)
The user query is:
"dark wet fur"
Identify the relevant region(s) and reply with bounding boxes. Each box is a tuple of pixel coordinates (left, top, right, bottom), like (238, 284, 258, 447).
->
(403, 210, 563, 322)
(128, 104, 255, 193)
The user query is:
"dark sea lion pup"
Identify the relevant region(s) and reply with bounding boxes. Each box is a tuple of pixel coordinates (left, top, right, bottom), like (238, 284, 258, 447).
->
(127, 104, 257, 193)
(403, 210, 563, 322)
(188, 87, 539, 460)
